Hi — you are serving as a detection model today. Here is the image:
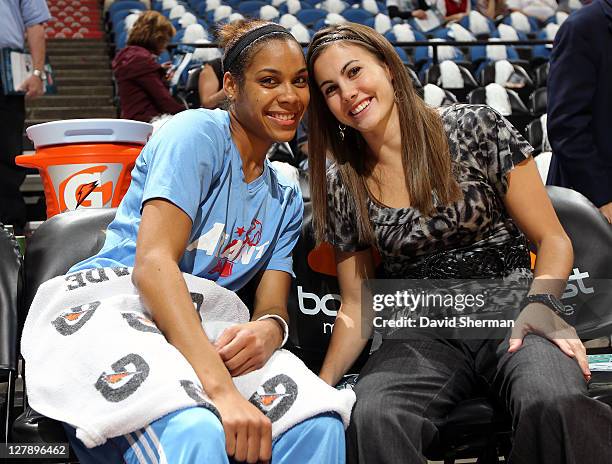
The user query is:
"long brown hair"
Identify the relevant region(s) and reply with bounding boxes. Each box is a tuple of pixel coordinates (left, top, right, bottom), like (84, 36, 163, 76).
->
(127, 11, 175, 54)
(306, 23, 461, 246)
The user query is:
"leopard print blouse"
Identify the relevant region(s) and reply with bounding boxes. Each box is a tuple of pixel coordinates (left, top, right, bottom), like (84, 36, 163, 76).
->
(326, 104, 535, 278)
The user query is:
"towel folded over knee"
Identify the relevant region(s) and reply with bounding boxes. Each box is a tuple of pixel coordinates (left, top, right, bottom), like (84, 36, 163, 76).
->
(21, 267, 355, 448)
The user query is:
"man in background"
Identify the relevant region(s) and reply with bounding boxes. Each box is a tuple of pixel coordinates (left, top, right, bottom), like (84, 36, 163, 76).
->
(547, 0, 612, 223)
(0, 0, 50, 234)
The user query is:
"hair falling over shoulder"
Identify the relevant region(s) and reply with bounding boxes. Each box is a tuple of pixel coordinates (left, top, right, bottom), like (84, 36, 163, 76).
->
(306, 23, 461, 247)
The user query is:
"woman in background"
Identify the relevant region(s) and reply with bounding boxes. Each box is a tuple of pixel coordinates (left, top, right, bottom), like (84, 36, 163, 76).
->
(112, 11, 185, 122)
(198, 57, 226, 109)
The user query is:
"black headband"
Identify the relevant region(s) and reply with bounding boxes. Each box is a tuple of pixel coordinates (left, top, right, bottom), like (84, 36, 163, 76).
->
(222, 24, 294, 73)
(308, 33, 367, 66)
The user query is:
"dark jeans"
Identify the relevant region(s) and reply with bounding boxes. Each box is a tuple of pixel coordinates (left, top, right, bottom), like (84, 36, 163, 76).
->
(347, 335, 612, 464)
(0, 88, 26, 232)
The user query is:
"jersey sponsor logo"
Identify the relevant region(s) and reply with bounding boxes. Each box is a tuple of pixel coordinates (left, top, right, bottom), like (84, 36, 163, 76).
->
(187, 219, 270, 277)
(58, 165, 114, 211)
(52, 301, 101, 335)
(249, 374, 298, 423)
(95, 353, 150, 403)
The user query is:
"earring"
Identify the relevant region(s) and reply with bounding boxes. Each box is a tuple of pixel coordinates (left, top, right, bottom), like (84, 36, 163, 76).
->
(338, 124, 346, 141)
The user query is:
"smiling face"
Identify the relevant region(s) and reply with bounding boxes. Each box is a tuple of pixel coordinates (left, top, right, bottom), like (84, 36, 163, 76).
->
(313, 42, 395, 136)
(226, 39, 310, 144)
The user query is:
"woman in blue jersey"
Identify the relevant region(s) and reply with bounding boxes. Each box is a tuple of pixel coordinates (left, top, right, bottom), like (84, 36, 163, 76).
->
(59, 20, 345, 464)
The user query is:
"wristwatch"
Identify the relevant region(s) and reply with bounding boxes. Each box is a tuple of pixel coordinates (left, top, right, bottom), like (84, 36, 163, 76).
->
(524, 293, 575, 317)
(32, 69, 47, 81)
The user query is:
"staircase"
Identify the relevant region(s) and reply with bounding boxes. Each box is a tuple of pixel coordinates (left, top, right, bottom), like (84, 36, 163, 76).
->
(22, 0, 117, 222)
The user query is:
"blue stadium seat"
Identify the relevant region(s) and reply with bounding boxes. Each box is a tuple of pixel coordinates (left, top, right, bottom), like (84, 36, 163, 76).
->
(501, 12, 540, 34)
(237, 0, 269, 16)
(108, 0, 147, 19)
(296, 8, 329, 27)
(341, 7, 374, 24)
(458, 12, 497, 38)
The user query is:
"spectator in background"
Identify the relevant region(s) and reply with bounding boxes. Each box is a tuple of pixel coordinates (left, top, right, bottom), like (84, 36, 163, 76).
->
(112, 11, 185, 122)
(547, 0, 612, 223)
(387, 0, 431, 20)
(198, 57, 225, 109)
(0, 0, 50, 234)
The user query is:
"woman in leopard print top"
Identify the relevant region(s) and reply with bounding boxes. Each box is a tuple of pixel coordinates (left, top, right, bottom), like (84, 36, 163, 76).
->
(305, 23, 612, 464)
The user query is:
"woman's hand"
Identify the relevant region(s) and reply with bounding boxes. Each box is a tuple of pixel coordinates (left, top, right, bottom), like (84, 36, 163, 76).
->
(213, 391, 272, 463)
(509, 303, 591, 381)
(411, 9, 428, 19)
(216, 320, 283, 377)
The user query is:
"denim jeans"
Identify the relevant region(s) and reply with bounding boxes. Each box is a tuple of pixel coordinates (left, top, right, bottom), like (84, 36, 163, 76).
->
(347, 334, 612, 463)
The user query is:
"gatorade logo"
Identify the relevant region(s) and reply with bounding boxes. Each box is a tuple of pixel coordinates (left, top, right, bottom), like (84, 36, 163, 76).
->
(58, 165, 114, 211)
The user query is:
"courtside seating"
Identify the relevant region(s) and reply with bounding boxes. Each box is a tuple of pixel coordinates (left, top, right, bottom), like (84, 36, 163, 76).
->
(0, 227, 21, 443)
(5, 184, 612, 463)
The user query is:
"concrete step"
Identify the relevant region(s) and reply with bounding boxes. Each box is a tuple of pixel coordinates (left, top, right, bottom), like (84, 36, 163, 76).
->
(49, 56, 110, 69)
(48, 49, 110, 59)
(26, 106, 117, 119)
(48, 38, 106, 45)
(53, 68, 112, 79)
(28, 95, 113, 107)
(54, 76, 113, 86)
(55, 85, 113, 96)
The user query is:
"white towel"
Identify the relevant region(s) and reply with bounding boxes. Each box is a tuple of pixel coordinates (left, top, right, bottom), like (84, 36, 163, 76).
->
(178, 12, 197, 27)
(206, 0, 221, 12)
(485, 83, 512, 116)
(374, 13, 391, 34)
(280, 13, 299, 28)
(260, 5, 280, 20)
(214, 5, 232, 22)
(448, 23, 475, 41)
(22, 268, 355, 448)
(497, 23, 519, 41)
(392, 23, 415, 42)
(468, 11, 490, 36)
(162, 0, 177, 10)
(423, 84, 446, 108)
(321, 0, 346, 14)
(325, 12, 347, 24)
(494, 60, 514, 85)
(182, 23, 207, 43)
(272, 0, 286, 6)
(286, 0, 302, 14)
(509, 11, 531, 33)
(362, 0, 379, 14)
(169, 4, 186, 20)
(486, 39, 508, 61)
(439, 61, 464, 89)
(290, 23, 310, 42)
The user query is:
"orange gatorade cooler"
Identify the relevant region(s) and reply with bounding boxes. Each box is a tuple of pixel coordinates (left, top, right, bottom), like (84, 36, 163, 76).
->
(16, 119, 153, 218)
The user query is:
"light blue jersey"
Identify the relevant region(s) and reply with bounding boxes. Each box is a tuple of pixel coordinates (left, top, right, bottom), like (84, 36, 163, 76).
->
(70, 109, 304, 291)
